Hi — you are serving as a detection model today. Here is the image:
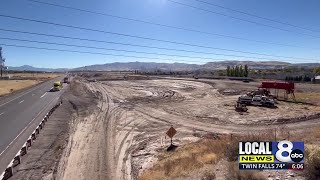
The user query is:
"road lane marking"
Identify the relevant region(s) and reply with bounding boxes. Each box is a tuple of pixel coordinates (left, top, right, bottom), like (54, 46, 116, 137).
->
(0, 88, 64, 158)
(0, 77, 61, 108)
(40, 92, 48, 98)
(18, 100, 24, 104)
(0, 126, 28, 156)
(0, 112, 4, 116)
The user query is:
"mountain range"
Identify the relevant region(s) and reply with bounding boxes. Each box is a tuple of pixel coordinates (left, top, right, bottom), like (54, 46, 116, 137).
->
(8, 61, 320, 72)
(8, 65, 68, 72)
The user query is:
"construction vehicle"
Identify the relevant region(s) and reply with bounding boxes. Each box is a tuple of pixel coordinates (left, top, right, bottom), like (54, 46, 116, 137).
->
(63, 77, 69, 84)
(252, 95, 275, 107)
(235, 102, 248, 112)
(238, 95, 275, 107)
(53, 81, 62, 91)
(238, 95, 252, 105)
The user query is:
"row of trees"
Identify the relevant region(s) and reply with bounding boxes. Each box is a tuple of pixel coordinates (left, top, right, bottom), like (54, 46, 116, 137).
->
(285, 75, 312, 82)
(226, 65, 249, 77)
(285, 67, 320, 83)
(314, 67, 320, 75)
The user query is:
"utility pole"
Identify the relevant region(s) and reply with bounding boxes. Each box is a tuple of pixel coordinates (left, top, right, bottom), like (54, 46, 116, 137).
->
(0, 47, 5, 78)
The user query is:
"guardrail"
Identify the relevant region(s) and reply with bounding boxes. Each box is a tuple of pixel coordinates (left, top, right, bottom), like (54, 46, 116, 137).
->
(0, 100, 62, 180)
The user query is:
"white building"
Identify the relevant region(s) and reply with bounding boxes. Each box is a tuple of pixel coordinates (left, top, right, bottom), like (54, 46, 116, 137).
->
(314, 76, 320, 83)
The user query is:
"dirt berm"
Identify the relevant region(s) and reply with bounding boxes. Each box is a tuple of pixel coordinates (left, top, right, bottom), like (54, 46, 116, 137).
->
(9, 79, 98, 180)
(55, 80, 110, 180)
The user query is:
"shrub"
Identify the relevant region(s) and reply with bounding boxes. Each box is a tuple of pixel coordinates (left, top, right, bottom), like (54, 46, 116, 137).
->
(305, 148, 320, 180)
(202, 171, 216, 180)
(226, 162, 266, 180)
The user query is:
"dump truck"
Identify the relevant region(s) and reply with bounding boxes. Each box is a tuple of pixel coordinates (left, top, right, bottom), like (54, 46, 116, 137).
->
(53, 81, 62, 91)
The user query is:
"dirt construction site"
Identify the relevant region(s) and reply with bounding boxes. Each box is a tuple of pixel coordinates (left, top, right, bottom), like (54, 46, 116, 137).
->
(11, 74, 320, 180)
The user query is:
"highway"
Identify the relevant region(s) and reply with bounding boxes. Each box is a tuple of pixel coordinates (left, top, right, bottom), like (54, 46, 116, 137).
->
(0, 77, 67, 174)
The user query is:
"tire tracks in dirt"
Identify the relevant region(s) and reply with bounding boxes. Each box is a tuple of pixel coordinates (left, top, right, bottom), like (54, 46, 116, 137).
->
(93, 83, 117, 180)
(65, 79, 320, 180)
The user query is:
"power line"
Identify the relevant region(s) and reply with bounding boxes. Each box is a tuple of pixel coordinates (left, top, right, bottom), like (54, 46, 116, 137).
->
(2, 28, 313, 63)
(0, 36, 305, 62)
(191, 0, 320, 33)
(1, 28, 316, 63)
(24, 0, 318, 50)
(167, 0, 320, 38)
(0, 43, 197, 63)
(0, 14, 315, 61)
(0, 43, 265, 64)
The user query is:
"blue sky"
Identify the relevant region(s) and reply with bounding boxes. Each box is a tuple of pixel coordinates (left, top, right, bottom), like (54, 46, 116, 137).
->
(0, 0, 319, 68)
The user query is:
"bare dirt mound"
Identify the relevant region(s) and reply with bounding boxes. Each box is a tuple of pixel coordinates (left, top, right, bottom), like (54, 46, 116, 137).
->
(55, 80, 111, 180)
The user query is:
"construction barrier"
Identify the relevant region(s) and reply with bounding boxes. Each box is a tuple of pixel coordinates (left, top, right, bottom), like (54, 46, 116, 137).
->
(31, 133, 36, 141)
(2, 161, 13, 180)
(20, 145, 27, 156)
(35, 128, 40, 135)
(26, 138, 32, 148)
(0, 100, 62, 180)
(12, 155, 20, 167)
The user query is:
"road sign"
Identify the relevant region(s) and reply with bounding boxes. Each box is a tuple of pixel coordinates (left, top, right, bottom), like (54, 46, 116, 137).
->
(166, 127, 177, 139)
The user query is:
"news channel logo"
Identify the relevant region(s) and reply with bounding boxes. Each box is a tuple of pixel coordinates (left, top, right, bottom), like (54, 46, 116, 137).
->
(272, 141, 304, 163)
(238, 141, 304, 170)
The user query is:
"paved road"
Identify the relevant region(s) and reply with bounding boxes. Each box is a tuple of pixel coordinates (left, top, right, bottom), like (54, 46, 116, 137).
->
(0, 77, 67, 173)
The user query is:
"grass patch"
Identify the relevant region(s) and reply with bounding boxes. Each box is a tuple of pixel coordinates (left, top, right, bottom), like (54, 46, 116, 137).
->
(0, 80, 40, 96)
(139, 132, 275, 180)
(295, 92, 320, 105)
(313, 127, 320, 139)
(0, 73, 61, 96)
(202, 171, 216, 180)
(10, 73, 60, 81)
(139, 130, 317, 180)
(289, 126, 320, 143)
(305, 147, 320, 180)
(226, 162, 266, 180)
(139, 139, 228, 179)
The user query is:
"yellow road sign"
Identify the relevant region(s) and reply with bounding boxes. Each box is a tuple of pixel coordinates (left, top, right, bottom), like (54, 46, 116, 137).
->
(166, 127, 177, 138)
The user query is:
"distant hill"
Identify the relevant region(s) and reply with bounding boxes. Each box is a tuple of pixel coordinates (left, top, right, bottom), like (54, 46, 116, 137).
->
(73, 62, 201, 71)
(73, 61, 319, 71)
(202, 61, 292, 70)
(8, 65, 68, 72)
(8, 61, 320, 72)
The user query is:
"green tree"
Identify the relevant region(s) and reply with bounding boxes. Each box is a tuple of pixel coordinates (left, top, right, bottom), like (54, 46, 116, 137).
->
(314, 67, 320, 75)
(303, 75, 311, 82)
(239, 65, 244, 77)
(226, 66, 230, 76)
(235, 65, 240, 77)
(244, 65, 249, 77)
(230, 66, 235, 77)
